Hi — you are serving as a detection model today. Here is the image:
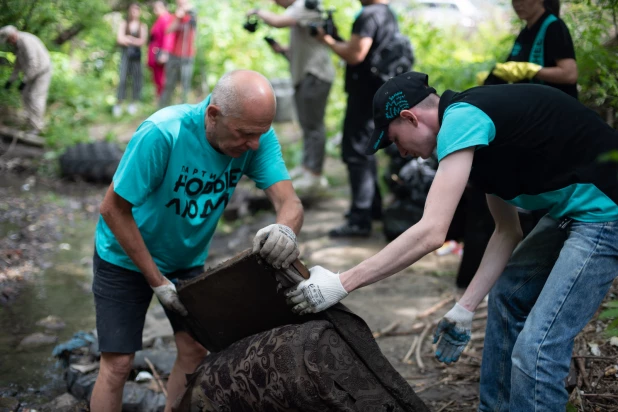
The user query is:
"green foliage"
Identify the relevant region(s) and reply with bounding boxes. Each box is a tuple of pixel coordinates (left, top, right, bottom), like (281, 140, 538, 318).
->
(0, 0, 616, 159)
(562, 0, 618, 118)
(600, 301, 618, 337)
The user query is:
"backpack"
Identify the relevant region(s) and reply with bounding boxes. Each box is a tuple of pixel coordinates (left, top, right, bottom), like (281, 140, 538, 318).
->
(370, 9, 415, 83)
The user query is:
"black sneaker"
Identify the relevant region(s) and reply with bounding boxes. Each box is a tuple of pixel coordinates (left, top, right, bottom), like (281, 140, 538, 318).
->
(329, 222, 371, 238)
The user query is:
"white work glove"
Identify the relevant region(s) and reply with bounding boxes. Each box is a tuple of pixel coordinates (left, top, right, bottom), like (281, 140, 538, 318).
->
(286, 266, 348, 315)
(252, 224, 299, 269)
(433, 302, 474, 364)
(152, 279, 188, 316)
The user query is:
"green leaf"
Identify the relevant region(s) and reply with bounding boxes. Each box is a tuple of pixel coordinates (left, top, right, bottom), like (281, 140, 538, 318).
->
(598, 150, 618, 163)
(599, 308, 618, 319)
(603, 301, 618, 308)
(566, 402, 578, 412)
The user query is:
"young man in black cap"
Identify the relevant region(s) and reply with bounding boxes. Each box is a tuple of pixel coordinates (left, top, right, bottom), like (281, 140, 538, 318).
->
(286, 72, 618, 411)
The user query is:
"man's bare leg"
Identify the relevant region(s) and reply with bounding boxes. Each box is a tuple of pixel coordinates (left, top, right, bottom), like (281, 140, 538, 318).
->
(165, 331, 208, 411)
(90, 352, 134, 412)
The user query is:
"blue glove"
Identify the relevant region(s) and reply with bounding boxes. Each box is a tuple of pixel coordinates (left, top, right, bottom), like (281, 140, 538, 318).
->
(433, 303, 474, 364)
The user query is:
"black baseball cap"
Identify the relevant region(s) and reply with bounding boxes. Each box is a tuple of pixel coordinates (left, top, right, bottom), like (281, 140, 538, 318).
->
(365, 72, 436, 155)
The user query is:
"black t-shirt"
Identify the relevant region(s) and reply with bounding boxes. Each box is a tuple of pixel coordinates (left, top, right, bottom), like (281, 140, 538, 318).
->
(485, 11, 578, 99)
(437, 84, 618, 221)
(345, 4, 399, 96)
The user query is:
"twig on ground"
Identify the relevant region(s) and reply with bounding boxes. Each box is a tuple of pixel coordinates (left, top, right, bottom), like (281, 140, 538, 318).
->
(576, 357, 592, 391)
(373, 321, 400, 338)
(470, 332, 485, 342)
(417, 296, 454, 319)
(573, 355, 618, 360)
(402, 335, 419, 364)
(581, 394, 618, 399)
(472, 312, 488, 321)
(415, 377, 450, 393)
(436, 400, 455, 412)
(383, 322, 426, 337)
(145, 357, 168, 398)
(416, 323, 433, 373)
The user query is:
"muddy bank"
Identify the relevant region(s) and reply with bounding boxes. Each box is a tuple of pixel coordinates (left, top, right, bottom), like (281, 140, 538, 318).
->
(0, 173, 104, 303)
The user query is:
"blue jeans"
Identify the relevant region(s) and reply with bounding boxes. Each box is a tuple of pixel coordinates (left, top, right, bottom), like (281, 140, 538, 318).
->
(479, 215, 618, 412)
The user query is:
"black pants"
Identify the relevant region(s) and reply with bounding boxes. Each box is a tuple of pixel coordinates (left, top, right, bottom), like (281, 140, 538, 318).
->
(341, 92, 382, 227)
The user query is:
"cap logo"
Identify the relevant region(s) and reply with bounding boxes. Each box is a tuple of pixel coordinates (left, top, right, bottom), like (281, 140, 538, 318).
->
(384, 91, 410, 120)
(373, 131, 384, 149)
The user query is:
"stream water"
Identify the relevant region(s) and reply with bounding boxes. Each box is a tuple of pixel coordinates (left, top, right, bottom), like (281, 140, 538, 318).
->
(0, 210, 97, 405)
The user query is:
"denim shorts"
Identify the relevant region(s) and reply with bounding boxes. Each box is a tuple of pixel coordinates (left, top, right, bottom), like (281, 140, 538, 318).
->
(92, 248, 203, 354)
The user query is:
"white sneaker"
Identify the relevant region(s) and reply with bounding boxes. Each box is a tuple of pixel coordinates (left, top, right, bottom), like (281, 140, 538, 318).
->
(293, 172, 328, 192)
(127, 103, 138, 115)
(288, 166, 305, 180)
(112, 105, 123, 118)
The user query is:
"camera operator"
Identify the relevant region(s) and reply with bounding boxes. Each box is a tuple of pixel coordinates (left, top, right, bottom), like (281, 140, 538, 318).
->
(247, 1, 335, 191)
(315, 0, 397, 237)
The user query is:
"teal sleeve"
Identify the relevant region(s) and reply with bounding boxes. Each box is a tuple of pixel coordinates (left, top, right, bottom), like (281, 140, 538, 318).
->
(245, 128, 290, 190)
(437, 103, 496, 162)
(113, 121, 172, 206)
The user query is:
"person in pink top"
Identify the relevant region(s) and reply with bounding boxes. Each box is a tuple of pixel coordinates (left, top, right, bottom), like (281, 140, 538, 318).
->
(159, 0, 197, 107)
(148, 1, 173, 99)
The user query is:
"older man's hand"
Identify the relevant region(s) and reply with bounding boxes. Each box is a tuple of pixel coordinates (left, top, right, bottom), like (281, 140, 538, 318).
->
(152, 278, 188, 316)
(253, 224, 299, 269)
(286, 266, 348, 315)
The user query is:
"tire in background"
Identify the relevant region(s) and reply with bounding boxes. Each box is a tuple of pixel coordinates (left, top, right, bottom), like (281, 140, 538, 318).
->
(59, 141, 123, 183)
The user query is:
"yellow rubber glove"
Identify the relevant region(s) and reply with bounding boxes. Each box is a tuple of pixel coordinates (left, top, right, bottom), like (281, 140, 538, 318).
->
(476, 70, 489, 86)
(491, 62, 542, 83)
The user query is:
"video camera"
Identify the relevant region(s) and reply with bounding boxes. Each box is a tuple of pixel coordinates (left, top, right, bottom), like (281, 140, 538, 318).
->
(305, 0, 341, 41)
(243, 15, 259, 33)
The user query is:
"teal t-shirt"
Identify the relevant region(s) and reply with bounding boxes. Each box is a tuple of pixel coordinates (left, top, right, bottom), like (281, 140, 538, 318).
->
(95, 95, 290, 273)
(437, 103, 496, 162)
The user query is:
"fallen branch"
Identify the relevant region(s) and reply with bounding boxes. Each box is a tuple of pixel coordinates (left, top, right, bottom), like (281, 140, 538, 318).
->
(470, 332, 486, 342)
(581, 394, 618, 399)
(572, 355, 618, 360)
(415, 377, 450, 394)
(416, 323, 433, 373)
(383, 322, 426, 337)
(402, 335, 419, 364)
(373, 321, 400, 338)
(417, 296, 454, 319)
(144, 357, 168, 398)
(576, 357, 592, 391)
(436, 400, 455, 412)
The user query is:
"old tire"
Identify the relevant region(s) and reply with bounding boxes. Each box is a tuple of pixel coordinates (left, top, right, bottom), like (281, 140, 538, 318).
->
(59, 141, 123, 183)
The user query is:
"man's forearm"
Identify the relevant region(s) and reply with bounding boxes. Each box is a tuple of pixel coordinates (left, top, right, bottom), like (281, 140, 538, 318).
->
(101, 202, 166, 287)
(275, 197, 303, 235)
(340, 220, 443, 292)
(458, 229, 522, 311)
(325, 37, 357, 65)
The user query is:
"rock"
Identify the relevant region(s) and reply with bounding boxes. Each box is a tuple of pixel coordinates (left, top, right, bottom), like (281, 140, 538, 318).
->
(67, 370, 98, 401)
(36, 315, 66, 331)
(18, 332, 58, 349)
(121, 382, 148, 412)
(135, 371, 154, 382)
(69, 362, 99, 374)
(133, 349, 177, 376)
(122, 382, 165, 412)
(40, 393, 83, 412)
(0, 397, 19, 412)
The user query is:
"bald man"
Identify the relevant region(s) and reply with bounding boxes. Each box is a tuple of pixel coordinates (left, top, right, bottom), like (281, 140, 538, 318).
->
(91, 70, 303, 412)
